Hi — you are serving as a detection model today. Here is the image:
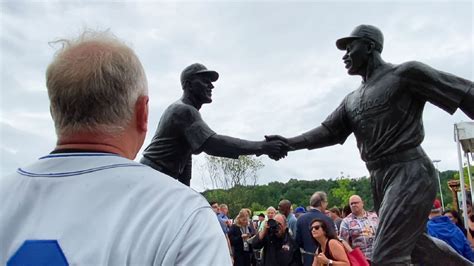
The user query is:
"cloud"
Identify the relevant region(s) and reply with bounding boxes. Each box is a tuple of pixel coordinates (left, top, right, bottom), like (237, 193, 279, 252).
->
(1, 1, 472, 192)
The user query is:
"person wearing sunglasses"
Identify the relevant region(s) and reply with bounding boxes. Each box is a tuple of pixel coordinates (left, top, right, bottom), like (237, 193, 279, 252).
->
(310, 218, 349, 266)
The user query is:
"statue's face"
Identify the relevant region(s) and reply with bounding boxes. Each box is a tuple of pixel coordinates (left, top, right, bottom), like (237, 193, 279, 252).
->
(342, 39, 370, 76)
(188, 75, 214, 104)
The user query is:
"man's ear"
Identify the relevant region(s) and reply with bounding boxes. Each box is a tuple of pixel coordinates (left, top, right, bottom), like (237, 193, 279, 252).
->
(135, 95, 149, 133)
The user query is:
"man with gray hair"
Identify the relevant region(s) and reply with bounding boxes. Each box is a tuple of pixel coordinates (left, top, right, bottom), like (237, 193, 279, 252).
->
(295, 191, 335, 266)
(0, 30, 231, 265)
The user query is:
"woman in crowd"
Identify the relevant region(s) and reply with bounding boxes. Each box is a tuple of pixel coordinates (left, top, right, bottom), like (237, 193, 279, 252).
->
(342, 205, 351, 218)
(228, 209, 254, 266)
(310, 218, 349, 266)
(444, 209, 467, 236)
(242, 208, 257, 236)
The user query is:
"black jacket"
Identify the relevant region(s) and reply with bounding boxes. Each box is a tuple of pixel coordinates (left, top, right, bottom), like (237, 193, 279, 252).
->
(252, 228, 302, 266)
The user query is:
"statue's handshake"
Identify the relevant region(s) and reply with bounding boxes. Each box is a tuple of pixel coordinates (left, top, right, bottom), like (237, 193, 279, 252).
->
(261, 135, 293, 161)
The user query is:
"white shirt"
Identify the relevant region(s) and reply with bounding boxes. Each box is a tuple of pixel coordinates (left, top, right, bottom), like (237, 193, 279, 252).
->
(0, 152, 231, 265)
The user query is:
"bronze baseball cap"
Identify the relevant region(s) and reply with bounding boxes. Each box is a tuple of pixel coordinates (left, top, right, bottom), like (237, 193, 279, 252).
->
(336, 24, 384, 52)
(180, 63, 219, 87)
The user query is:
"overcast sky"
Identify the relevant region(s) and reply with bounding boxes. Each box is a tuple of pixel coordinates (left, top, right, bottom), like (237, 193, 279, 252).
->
(1, 0, 472, 191)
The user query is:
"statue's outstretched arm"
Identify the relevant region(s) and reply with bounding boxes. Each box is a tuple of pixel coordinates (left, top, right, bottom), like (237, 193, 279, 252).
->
(202, 134, 289, 160)
(460, 86, 474, 119)
(265, 124, 340, 152)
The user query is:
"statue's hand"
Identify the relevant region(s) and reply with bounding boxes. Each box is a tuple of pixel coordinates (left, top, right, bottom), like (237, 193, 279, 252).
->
(261, 138, 290, 161)
(265, 134, 288, 143)
(265, 135, 295, 151)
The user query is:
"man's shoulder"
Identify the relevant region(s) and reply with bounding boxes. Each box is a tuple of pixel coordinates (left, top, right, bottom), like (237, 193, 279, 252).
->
(288, 213, 297, 221)
(10, 154, 210, 211)
(342, 213, 356, 222)
(428, 216, 462, 236)
(298, 209, 330, 223)
(429, 215, 453, 225)
(135, 166, 210, 207)
(366, 211, 379, 219)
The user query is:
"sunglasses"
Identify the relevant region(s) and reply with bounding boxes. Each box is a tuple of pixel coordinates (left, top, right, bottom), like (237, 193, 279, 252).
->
(310, 225, 322, 231)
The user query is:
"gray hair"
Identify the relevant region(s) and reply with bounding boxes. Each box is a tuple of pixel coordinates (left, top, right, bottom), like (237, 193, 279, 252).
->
(310, 191, 327, 208)
(46, 29, 148, 136)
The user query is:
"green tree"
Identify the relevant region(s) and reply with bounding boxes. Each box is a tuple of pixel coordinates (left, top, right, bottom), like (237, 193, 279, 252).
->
(202, 169, 461, 217)
(330, 178, 356, 208)
(452, 165, 474, 185)
(283, 187, 306, 206)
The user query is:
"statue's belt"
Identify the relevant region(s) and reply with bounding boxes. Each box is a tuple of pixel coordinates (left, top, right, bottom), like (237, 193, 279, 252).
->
(365, 146, 426, 171)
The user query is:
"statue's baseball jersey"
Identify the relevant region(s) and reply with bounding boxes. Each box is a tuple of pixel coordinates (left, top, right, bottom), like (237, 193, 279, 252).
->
(0, 152, 231, 265)
(141, 100, 217, 185)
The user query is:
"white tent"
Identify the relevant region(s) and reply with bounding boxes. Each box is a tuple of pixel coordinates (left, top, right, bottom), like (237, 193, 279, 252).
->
(454, 122, 474, 230)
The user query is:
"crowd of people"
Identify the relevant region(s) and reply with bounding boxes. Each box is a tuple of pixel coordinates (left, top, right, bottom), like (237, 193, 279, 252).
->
(211, 192, 377, 266)
(212, 192, 474, 266)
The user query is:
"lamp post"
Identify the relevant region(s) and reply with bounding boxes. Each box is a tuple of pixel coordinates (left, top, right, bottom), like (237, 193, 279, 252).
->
(433, 159, 444, 212)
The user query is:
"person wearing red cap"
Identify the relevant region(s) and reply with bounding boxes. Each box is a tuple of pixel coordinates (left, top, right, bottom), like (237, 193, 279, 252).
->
(141, 63, 289, 186)
(427, 199, 474, 262)
(266, 24, 473, 265)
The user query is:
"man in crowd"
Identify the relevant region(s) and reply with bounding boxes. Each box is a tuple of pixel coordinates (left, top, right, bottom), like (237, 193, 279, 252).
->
(252, 213, 302, 266)
(256, 213, 266, 232)
(294, 206, 307, 219)
(218, 204, 232, 234)
(266, 24, 473, 265)
(427, 200, 474, 262)
(295, 191, 335, 266)
(279, 199, 298, 237)
(0, 30, 231, 265)
(140, 63, 289, 186)
(339, 195, 379, 262)
(210, 201, 233, 260)
(210, 201, 220, 214)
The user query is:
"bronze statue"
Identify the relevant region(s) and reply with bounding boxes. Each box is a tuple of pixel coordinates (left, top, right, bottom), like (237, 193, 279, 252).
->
(141, 63, 288, 186)
(267, 25, 474, 265)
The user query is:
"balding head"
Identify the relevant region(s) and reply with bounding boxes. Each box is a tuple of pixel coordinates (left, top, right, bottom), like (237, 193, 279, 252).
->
(278, 199, 292, 217)
(274, 213, 287, 237)
(349, 195, 365, 216)
(46, 30, 148, 137)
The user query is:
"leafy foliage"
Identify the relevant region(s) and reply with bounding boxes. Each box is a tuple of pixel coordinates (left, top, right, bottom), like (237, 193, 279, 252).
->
(203, 170, 459, 218)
